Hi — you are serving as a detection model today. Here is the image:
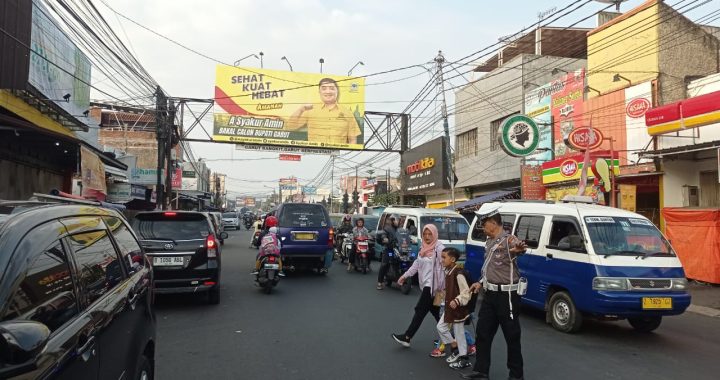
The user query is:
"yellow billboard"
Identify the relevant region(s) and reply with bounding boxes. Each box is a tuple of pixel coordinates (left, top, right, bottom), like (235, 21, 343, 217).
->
(214, 65, 365, 150)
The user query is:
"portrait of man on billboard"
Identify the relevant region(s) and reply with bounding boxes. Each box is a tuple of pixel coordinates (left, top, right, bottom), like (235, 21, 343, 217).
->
(286, 78, 362, 144)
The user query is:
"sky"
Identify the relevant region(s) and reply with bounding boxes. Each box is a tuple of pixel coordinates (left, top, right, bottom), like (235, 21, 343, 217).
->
(90, 0, 681, 199)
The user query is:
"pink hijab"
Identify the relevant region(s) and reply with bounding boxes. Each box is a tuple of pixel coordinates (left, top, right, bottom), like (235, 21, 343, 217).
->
(418, 224, 439, 258)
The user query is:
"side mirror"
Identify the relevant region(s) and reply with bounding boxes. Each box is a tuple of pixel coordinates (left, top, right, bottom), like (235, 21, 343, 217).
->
(0, 321, 49, 376)
(220, 232, 229, 240)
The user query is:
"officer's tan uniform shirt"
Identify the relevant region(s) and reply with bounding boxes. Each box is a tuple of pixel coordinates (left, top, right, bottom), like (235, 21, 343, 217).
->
(287, 103, 361, 144)
(484, 233, 524, 285)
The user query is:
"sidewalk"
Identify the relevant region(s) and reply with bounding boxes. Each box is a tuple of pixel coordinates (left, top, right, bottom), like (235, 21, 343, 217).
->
(687, 281, 720, 318)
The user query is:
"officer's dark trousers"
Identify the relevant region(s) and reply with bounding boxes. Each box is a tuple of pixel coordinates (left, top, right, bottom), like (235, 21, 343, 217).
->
(404, 287, 440, 339)
(473, 289, 523, 378)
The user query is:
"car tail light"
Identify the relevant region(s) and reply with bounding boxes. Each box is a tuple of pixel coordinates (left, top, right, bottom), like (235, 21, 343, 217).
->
(328, 227, 334, 247)
(268, 256, 276, 263)
(206, 235, 218, 258)
(164, 212, 177, 216)
(204, 281, 216, 286)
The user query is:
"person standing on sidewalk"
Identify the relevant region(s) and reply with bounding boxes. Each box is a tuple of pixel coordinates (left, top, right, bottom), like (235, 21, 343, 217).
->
(391, 225, 445, 350)
(462, 204, 527, 380)
(437, 247, 472, 370)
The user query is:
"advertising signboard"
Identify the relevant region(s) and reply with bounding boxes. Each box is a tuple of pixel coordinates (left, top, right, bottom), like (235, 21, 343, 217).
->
(524, 82, 553, 162)
(541, 151, 619, 185)
(131, 185, 147, 200)
(625, 81, 653, 162)
(279, 177, 297, 191)
(107, 183, 131, 203)
(245, 197, 256, 207)
(214, 66, 365, 150)
(302, 186, 317, 195)
(236, 197, 245, 207)
(29, 2, 91, 123)
(80, 146, 106, 193)
(401, 137, 449, 194)
(131, 168, 160, 185)
(521, 165, 545, 200)
(551, 69, 585, 159)
(279, 154, 301, 161)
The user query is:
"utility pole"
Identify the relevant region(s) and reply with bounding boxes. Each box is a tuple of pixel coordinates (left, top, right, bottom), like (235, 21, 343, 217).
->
(435, 50, 455, 208)
(330, 154, 335, 212)
(164, 99, 176, 210)
(354, 166, 359, 214)
(399, 113, 409, 205)
(155, 86, 167, 210)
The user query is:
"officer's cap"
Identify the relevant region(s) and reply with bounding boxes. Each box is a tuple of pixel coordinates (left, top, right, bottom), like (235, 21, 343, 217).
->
(475, 203, 501, 221)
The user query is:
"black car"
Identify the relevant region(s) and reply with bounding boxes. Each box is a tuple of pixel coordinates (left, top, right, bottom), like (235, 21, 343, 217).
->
(132, 211, 227, 304)
(0, 201, 155, 380)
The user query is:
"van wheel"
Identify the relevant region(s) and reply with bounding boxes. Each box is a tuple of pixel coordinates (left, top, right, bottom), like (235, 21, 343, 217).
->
(628, 316, 662, 332)
(548, 291, 582, 333)
(207, 286, 220, 305)
(135, 355, 153, 380)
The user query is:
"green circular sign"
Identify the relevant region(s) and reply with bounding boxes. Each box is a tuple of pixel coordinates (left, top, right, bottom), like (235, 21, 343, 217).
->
(498, 114, 540, 157)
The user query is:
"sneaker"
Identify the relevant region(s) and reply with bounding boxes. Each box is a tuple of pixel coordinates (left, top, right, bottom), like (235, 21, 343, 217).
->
(446, 352, 461, 363)
(392, 333, 410, 348)
(377, 283, 384, 290)
(449, 358, 471, 370)
(429, 347, 446, 357)
(468, 344, 476, 356)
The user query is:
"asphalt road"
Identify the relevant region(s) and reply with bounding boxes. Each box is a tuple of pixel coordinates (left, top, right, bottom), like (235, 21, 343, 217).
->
(155, 229, 720, 380)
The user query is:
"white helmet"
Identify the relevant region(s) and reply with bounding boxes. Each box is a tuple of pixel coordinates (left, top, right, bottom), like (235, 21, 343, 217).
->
(269, 226, 278, 234)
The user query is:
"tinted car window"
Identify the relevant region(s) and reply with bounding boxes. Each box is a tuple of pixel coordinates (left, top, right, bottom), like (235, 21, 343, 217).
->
(2, 242, 78, 332)
(549, 219, 584, 251)
(279, 205, 328, 227)
(515, 215, 544, 249)
(132, 213, 210, 240)
(67, 231, 124, 304)
(105, 217, 145, 272)
(472, 215, 516, 242)
(420, 216, 469, 241)
(223, 212, 237, 218)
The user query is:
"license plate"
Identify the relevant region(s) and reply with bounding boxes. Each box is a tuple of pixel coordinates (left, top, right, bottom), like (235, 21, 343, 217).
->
(642, 297, 672, 309)
(294, 233, 315, 241)
(153, 256, 184, 266)
(264, 263, 280, 269)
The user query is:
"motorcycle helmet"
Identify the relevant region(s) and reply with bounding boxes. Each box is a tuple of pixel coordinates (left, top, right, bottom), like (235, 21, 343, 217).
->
(265, 215, 278, 228)
(343, 214, 352, 223)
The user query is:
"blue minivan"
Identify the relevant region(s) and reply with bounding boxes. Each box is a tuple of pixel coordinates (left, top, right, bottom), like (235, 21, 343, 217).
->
(276, 203, 333, 273)
(465, 200, 691, 333)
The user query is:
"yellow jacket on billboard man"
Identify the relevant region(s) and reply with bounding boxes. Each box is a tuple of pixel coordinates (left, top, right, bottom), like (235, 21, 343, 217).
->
(286, 78, 361, 144)
(213, 66, 365, 150)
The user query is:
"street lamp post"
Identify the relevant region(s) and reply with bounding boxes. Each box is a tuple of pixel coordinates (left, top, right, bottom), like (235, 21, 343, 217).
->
(347, 61, 364, 76)
(233, 54, 259, 66)
(259, 52, 264, 68)
(281, 56, 294, 72)
(319, 58, 325, 73)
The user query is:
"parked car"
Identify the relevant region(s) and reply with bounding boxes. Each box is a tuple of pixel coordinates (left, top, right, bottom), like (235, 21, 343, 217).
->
(223, 211, 240, 230)
(465, 200, 691, 333)
(208, 212, 225, 245)
(276, 203, 333, 273)
(0, 200, 155, 380)
(132, 211, 227, 304)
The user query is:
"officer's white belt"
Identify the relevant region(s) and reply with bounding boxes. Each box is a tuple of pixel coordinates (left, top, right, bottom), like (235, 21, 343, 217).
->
(482, 280, 519, 292)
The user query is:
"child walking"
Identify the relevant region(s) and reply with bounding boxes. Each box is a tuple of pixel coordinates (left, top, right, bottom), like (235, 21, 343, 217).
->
(437, 247, 472, 370)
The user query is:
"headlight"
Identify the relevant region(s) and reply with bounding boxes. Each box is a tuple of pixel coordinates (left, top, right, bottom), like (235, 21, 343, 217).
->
(671, 278, 688, 290)
(592, 277, 629, 291)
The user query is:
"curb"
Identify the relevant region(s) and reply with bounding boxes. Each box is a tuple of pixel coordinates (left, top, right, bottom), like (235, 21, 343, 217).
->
(687, 304, 720, 318)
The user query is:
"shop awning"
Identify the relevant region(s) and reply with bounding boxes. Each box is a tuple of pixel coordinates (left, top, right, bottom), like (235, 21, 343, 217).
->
(444, 189, 519, 211)
(638, 140, 720, 159)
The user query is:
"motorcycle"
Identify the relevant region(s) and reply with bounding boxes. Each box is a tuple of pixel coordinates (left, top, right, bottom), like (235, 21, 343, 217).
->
(335, 233, 351, 263)
(251, 230, 262, 249)
(351, 233, 371, 274)
(382, 228, 415, 294)
(244, 220, 253, 230)
(256, 253, 282, 294)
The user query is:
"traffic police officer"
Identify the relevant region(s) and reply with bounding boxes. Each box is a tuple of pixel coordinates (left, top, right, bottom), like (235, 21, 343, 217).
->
(462, 204, 527, 380)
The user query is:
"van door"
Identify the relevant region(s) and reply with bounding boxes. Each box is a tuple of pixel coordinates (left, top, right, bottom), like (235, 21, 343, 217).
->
(513, 215, 548, 309)
(542, 216, 596, 311)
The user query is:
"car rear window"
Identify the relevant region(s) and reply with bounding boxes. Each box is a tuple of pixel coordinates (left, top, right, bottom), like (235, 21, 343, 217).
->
(132, 213, 210, 240)
(223, 212, 237, 218)
(279, 205, 328, 228)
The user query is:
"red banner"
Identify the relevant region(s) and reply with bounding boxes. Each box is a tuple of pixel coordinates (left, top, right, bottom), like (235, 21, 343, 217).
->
(551, 69, 585, 159)
(521, 165, 545, 200)
(279, 154, 301, 161)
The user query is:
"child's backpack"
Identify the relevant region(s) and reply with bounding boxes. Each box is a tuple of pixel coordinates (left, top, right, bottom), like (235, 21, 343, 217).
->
(259, 232, 280, 257)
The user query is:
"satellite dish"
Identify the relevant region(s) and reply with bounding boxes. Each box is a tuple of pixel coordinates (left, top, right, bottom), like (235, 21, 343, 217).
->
(594, 0, 628, 11)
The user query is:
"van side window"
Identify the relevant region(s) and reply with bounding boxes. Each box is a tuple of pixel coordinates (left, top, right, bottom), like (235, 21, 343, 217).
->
(515, 215, 544, 249)
(378, 214, 388, 231)
(67, 230, 124, 305)
(406, 217, 418, 236)
(2, 242, 78, 332)
(549, 220, 585, 252)
(472, 214, 515, 242)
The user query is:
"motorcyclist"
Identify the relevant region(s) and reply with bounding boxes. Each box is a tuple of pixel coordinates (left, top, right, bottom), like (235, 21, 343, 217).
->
(250, 216, 263, 247)
(376, 214, 400, 290)
(252, 216, 283, 275)
(336, 214, 354, 255)
(348, 217, 370, 272)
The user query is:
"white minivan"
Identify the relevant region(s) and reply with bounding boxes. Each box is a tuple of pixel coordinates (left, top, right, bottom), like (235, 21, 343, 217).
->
(465, 200, 691, 333)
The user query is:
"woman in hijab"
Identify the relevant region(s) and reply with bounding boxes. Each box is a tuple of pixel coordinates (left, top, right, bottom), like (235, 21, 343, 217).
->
(392, 224, 446, 349)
